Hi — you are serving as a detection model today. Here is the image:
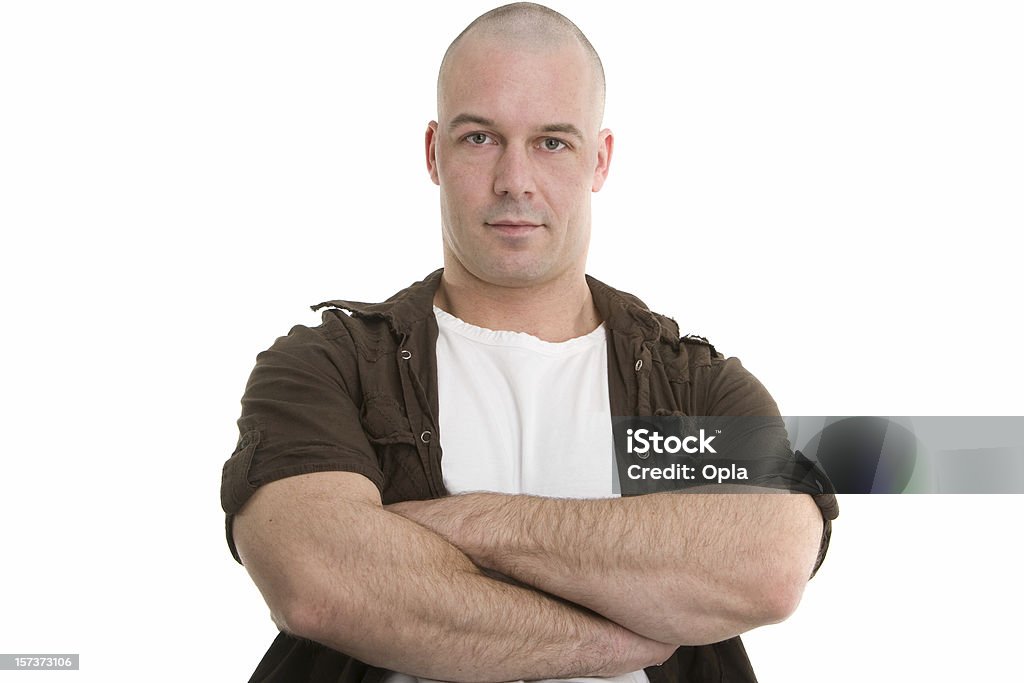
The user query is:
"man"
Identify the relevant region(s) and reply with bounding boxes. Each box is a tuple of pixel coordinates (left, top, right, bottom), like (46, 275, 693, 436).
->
(221, 4, 838, 682)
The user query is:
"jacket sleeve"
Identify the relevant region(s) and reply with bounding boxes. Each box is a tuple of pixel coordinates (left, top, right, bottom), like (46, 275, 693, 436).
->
(220, 320, 384, 565)
(702, 355, 839, 578)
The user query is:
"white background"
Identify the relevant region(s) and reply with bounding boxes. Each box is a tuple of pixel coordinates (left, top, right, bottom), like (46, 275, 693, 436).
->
(2, 1, 1022, 681)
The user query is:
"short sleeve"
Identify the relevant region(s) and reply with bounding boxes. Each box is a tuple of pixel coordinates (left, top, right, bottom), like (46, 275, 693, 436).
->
(703, 356, 839, 578)
(220, 322, 384, 564)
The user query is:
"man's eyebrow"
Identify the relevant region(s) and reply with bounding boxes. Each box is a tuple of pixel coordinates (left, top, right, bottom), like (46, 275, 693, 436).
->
(540, 123, 585, 141)
(447, 113, 495, 131)
(446, 114, 586, 141)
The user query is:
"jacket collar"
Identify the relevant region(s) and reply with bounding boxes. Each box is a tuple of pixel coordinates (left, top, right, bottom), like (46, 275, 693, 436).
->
(312, 268, 677, 345)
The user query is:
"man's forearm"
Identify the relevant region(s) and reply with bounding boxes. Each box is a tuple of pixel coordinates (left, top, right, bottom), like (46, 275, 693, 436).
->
(234, 473, 674, 682)
(388, 490, 824, 645)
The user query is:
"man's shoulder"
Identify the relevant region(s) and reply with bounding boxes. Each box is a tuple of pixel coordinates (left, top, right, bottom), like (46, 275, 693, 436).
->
(245, 275, 435, 384)
(648, 310, 732, 388)
(310, 269, 443, 334)
(588, 276, 774, 412)
(587, 274, 726, 369)
(673, 331, 723, 366)
(255, 306, 381, 361)
(267, 269, 445, 357)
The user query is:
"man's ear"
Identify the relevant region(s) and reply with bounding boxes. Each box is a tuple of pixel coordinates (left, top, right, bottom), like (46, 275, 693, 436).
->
(426, 121, 440, 186)
(591, 128, 614, 192)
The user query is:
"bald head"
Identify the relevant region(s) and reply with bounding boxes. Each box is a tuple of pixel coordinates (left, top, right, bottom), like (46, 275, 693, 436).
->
(437, 3, 606, 125)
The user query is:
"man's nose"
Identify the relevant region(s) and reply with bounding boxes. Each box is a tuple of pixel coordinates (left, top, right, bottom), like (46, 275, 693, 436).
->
(493, 145, 535, 197)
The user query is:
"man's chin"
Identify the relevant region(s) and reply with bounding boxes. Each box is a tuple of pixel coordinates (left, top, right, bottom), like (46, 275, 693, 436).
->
(444, 249, 567, 290)
(472, 263, 562, 290)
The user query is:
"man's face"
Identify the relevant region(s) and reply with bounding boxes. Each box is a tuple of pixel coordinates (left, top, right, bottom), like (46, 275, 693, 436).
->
(426, 35, 612, 289)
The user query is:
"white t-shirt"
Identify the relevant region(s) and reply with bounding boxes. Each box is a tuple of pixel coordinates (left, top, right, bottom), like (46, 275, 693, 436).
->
(434, 305, 617, 498)
(379, 308, 648, 683)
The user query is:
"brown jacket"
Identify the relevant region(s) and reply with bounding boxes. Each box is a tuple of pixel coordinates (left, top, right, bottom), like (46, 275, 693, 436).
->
(222, 269, 838, 683)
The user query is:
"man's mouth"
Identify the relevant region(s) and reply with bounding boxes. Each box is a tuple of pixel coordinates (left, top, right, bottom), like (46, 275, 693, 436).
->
(486, 220, 543, 234)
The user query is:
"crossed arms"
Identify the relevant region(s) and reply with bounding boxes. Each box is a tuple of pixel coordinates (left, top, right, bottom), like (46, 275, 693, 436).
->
(233, 471, 823, 682)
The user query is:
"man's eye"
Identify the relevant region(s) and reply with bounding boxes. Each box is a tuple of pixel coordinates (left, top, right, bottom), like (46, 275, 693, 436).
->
(541, 138, 567, 152)
(466, 133, 493, 145)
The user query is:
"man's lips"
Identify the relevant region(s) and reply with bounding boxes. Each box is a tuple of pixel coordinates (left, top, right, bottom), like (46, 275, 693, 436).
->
(485, 220, 544, 235)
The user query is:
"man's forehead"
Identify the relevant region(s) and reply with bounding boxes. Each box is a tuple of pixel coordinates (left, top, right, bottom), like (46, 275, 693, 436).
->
(438, 36, 600, 128)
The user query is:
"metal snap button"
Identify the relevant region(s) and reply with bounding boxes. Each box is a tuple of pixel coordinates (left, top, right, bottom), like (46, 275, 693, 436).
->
(634, 359, 643, 371)
(401, 350, 412, 360)
(420, 430, 432, 443)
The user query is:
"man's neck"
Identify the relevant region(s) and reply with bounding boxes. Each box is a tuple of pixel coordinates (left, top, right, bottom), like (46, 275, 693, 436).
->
(433, 268, 601, 343)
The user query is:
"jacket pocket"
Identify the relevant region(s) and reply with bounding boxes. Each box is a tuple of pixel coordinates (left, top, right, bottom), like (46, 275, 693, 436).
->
(360, 393, 416, 446)
(359, 393, 429, 500)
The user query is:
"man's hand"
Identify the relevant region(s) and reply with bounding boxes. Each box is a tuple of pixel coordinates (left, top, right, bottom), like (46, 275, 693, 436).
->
(387, 490, 823, 645)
